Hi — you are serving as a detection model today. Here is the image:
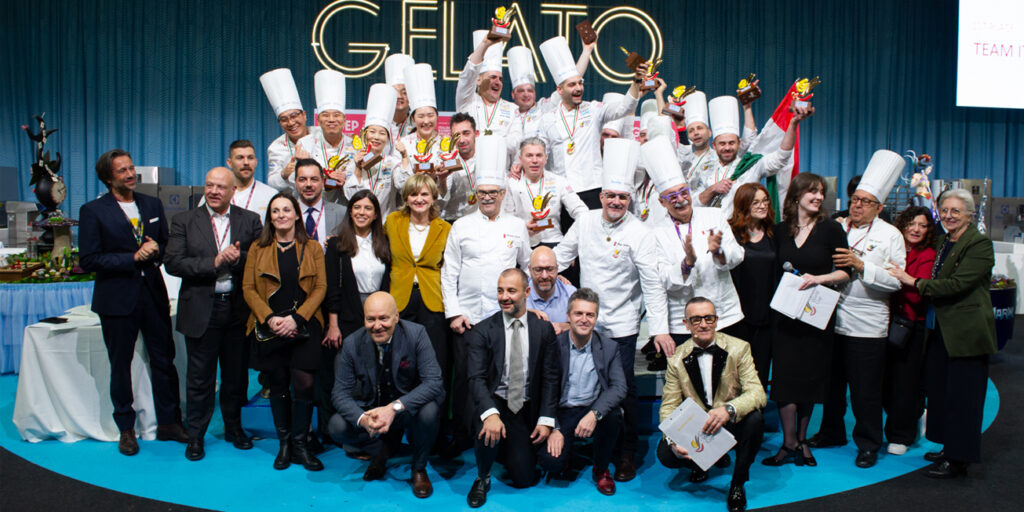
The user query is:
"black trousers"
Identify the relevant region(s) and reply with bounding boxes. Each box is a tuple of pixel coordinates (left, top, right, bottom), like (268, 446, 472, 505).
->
(98, 282, 182, 432)
(924, 327, 989, 463)
(538, 406, 621, 473)
(818, 334, 886, 448)
(315, 344, 338, 434)
(184, 297, 248, 438)
(656, 409, 764, 484)
(883, 323, 927, 445)
(611, 334, 639, 456)
(327, 401, 440, 470)
(474, 397, 539, 487)
(401, 286, 452, 421)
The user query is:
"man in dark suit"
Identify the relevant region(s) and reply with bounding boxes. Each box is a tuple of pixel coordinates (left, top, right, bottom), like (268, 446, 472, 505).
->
(466, 268, 560, 508)
(164, 167, 263, 461)
(328, 292, 444, 498)
(539, 288, 626, 496)
(78, 148, 188, 456)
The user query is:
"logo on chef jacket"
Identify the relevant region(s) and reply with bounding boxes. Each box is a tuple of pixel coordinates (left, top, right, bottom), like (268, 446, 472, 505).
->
(503, 232, 522, 248)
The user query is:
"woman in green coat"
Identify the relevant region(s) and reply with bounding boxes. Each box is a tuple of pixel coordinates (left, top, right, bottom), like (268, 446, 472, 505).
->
(889, 188, 996, 479)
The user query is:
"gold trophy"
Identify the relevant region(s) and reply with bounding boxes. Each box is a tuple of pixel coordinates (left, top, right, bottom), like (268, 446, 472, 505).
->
(412, 136, 437, 174)
(736, 73, 761, 104)
(620, 46, 662, 92)
(324, 152, 351, 190)
(791, 76, 821, 110)
(662, 85, 696, 117)
(531, 191, 554, 229)
(488, 6, 515, 41)
(352, 130, 382, 170)
(438, 133, 463, 172)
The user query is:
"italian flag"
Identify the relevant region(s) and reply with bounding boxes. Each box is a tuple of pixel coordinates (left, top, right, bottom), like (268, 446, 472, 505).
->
(748, 82, 801, 222)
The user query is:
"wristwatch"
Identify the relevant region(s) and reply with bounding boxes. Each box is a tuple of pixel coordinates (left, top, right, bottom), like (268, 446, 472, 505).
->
(592, 409, 604, 421)
(392, 400, 404, 413)
(724, 403, 737, 422)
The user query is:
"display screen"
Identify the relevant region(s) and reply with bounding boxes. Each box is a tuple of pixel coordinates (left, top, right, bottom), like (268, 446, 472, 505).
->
(956, 0, 1024, 109)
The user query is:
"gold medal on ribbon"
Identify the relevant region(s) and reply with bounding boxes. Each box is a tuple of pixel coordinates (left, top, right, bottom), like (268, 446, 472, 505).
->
(484, 129, 493, 136)
(328, 155, 340, 170)
(468, 193, 477, 205)
(641, 208, 650, 221)
(566, 142, 575, 155)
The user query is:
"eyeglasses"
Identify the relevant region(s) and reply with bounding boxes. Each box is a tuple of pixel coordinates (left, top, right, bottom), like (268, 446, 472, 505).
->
(277, 111, 304, 124)
(687, 315, 718, 325)
(530, 266, 557, 274)
(850, 196, 880, 207)
(476, 189, 502, 198)
(660, 188, 691, 203)
(939, 207, 966, 216)
(602, 192, 630, 201)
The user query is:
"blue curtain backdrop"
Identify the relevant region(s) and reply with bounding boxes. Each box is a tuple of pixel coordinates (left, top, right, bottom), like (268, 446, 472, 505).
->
(2, 0, 1021, 215)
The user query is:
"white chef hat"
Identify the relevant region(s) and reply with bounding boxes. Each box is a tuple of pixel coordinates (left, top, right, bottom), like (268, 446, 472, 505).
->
(385, 54, 414, 87)
(642, 137, 686, 192)
(646, 115, 677, 143)
(683, 91, 709, 129)
(314, 69, 346, 114)
(472, 30, 506, 75)
(601, 93, 630, 136)
(602, 139, 640, 192)
(856, 149, 905, 202)
(640, 112, 657, 132)
(404, 63, 437, 113)
(363, 83, 398, 130)
(260, 68, 303, 117)
(639, 99, 658, 131)
(709, 96, 740, 139)
(474, 135, 508, 189)
(540, 36, 578, 86)
(507, 46, 535, 89)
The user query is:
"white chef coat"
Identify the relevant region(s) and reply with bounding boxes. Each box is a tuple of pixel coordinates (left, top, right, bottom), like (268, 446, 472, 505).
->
(688, 126, 758, 201)
(389, 116, 414, 158)
(653, 207, 745, 334)
(505, 172, 588, 246)
(439, 154, 479, 221)
(691, 147, 793, 218)
(395, 132, 445, 192)
(631, 178, 671, 229)
(553, 210, 669, 337)
(266, 126, 321, 191)
(343, 153, 403, 215)
(441, 211, 531, 324)
(835, 217, 907, 338)
(514, 91, 561, 139)
(456, 60, 524, 155)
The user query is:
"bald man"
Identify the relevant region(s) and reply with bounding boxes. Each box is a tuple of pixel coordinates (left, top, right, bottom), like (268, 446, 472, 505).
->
(527, 247, 577, 335)
(329, 292, 444, 498)
(165, 167, 263, 461)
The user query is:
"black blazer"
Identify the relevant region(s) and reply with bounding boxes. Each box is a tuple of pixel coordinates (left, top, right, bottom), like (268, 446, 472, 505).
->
(164, 205, 263, 338)
(331, 320, 444, 426)
(467, 310, 560, 424)
(324, 237, 391, 337)
(79, 192, 169, 316)
(555, 330, 627, 419)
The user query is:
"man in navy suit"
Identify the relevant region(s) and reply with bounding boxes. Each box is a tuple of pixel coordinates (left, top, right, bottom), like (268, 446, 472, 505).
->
(165, 167, 263, 461)
(78, 148, 188, 456)
(328, 292, 444, 498)
(538, 287, 626, 496)
(466, 268, 560, 508)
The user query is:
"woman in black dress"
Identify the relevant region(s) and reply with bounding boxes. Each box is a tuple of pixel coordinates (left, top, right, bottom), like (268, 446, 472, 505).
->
(763, 173, 851, 466)
(243, 193, 327, 471)
(728, 183, 780, 390)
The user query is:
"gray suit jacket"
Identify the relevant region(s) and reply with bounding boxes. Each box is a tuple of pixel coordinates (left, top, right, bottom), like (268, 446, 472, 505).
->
(324, 200, 346, 239)
(555, 330, 626, 419)
(332, 320, 444, 427)
(164, 205, 262, 338)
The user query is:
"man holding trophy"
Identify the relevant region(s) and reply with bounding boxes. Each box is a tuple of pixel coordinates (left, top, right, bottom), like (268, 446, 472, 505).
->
(505, 137, 589, 248)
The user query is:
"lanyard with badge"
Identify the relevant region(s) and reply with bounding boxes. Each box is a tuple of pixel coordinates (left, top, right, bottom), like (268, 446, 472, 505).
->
(211, 213, 231, 250)
(233, 184, 255, 210)
(846, 219, 874, 256)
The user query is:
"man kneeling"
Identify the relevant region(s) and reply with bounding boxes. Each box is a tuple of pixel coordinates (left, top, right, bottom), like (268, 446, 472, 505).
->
(658, 297, 766, 512)
(329, 292, 444, 498)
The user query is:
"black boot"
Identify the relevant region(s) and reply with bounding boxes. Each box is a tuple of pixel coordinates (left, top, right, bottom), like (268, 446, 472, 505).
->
(290, 400, 324, 471)
(269, 393, 292, 470)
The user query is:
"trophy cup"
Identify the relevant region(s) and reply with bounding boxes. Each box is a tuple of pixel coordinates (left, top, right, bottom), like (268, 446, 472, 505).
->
(662, 85, 696, 117)
(736, 73, 761, 104)
(575, 19, 597, 45)
(620, 46, 662, 92)
(412, 136, 437, 174)
(488, 6, 515, 41)
(438, 133, 463, 173)
(324, 152, 351, 190)
(531, 191, 554, 230)
(791, 76, 821, 110)
(352, 130, 382, 170)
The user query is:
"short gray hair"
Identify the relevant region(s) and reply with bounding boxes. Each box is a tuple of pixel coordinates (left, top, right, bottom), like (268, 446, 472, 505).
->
(938, 188, 975, 213)
(520, 137, 546, 152)
(567, 287, 600, 315)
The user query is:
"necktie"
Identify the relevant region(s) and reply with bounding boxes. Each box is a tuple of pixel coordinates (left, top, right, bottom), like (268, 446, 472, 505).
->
(305, 207, 318, 240)
(507, 318, 525, 414)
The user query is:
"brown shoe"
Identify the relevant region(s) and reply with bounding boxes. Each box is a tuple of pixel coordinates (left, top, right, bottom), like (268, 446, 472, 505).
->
(614, 453, 636, 482)
(118, 429, 139, 456)
(412, 469, 433, 498)
(594, 469, 616, 496)
(156, 423, 189, 443)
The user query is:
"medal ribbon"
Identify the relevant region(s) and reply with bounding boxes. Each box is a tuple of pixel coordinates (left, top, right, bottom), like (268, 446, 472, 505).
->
(210, 214, 231, 250)
(459, 156, 476, 190)
(525, 175, 545, 210)
(368, 160, 384, 194)
(559, 105, 580, 151)
(484, 100, 500, 132)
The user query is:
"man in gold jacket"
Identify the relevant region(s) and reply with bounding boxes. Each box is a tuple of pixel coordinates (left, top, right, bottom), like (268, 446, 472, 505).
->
(657, 297, 766, 512)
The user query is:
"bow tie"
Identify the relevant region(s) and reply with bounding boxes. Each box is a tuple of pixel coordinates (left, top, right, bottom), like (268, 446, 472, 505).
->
(689, 344, 722, 358)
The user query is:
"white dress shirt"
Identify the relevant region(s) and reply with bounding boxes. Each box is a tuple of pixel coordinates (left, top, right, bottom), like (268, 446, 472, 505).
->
(835, 218, 907, 338)
(266, 127, 320, 191)
(653, 207, 745, 334)
(206, 205, 234, 293)
(553, 210, 669, 338)
(343, 153, 403, 215)
(441, 212, 531, 324)
(352, 233, 386, 295)
(456, 60, 524, 155)
(479, 312, 555, 428)
(697, 351, 714, 405)
(505, 172, 588, 246)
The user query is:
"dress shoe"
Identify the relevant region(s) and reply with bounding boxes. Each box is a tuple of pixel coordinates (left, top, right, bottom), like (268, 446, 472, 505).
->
(689, 468, 709, 483)
(224, 428, 253, 450)
(467, 477, 490, 508)
(855, 449, 877, 468)
(118, 429, 139, 456)
(925, 460, 967, 479)
(363, 448, 389, 481)
(185, 438, 205, 461)
(715, 454, 732, 468)
(727, 482, 747, 512)
(411, 469, 433, 498)
(762, 445, 801, 467)
(805, 433, 847, 448)
(924, 450, 945, 462)
(593, 469, 616, 496)
(156, 423, 189, 443)
(614, 453, 636, 482)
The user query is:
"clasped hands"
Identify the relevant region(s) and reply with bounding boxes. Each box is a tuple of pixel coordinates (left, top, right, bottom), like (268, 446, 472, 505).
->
(214, 241, 242, 268)
(359, 405, 398, 437)
(134, 236, 159, 262)
(267, 315, 299, 338)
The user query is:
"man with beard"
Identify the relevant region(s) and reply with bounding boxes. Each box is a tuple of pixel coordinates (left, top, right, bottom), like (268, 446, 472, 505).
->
(525, 246, 576, 335)
(537, 36, 648, 210)
(384, 53, 416, 154)
(507, 34, 596, 139)
(439, 112, 482, 222)
(294, 159, 346, 251)
(466, 269, 560, 506)
(224, 140, 276, 221)
(260, 69, 320, 191)
(298, 69, 352, 205)
(457, 31, 520, 155)
(505, 138, 588, 248)
(553, 138, 670, 482)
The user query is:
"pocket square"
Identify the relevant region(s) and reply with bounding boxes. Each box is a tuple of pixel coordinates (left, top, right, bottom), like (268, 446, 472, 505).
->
(149, 217, 160, 223)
